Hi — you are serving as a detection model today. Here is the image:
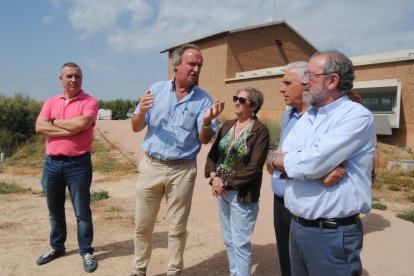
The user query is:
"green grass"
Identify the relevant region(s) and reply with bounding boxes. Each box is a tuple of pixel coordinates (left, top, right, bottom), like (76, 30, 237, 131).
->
(397, 208, 414, 223)
(90, 189, 109, 203)
(4, 135, 46, 169)
(0, 181, 29, 194)
(371, 202, 387, 210)
(91, 139, 136, 173)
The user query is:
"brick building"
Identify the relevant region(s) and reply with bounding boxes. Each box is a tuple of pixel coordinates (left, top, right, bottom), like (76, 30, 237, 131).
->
(162, 21, 414, 149)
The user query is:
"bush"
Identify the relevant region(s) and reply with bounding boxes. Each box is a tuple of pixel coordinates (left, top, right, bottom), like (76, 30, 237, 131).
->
(0, 93, 42, 156)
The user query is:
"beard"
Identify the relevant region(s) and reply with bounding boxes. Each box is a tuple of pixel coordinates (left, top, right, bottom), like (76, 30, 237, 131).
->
(303, 85, 328, 108)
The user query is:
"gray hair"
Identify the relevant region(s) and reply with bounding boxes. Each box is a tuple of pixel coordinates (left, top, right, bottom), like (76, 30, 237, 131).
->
(171, 44, 201, 73)
(285, 61, 307, 80)
(312, 50, 355, 94)
(236, 87, 264, 116)
(61, 62, 82, 75)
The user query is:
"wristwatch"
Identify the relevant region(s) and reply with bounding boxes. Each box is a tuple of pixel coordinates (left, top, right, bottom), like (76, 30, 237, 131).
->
(267, 152, 278, 170)
(202, 122, 212, 129)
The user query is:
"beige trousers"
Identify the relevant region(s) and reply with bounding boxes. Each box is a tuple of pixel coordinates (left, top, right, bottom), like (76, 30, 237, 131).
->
(132, 155, 197, 274)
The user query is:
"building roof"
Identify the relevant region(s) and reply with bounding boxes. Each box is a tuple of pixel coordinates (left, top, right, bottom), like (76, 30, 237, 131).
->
(225, 48, 414, 82)
(350, 48, 414, 66)
(160, 20, 318, 53)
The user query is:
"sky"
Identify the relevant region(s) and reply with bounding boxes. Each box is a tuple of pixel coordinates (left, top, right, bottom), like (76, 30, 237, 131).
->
(1, 0, 414, 101)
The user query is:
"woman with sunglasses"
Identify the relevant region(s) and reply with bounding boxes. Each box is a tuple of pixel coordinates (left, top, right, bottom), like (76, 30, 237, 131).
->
(205, 87, 269, 276)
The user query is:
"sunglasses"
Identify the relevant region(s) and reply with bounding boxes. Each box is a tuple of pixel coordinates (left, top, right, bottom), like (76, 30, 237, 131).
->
(233, 96, 248, 104)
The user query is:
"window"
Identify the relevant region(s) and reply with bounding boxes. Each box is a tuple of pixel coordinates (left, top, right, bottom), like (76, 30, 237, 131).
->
(362, 93, 394, 112)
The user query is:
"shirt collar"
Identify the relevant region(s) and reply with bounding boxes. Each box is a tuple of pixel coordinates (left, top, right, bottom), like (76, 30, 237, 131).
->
(170, 79, 196, 101)
(318, 94, 349, 115)
(59, 89, 85, 100)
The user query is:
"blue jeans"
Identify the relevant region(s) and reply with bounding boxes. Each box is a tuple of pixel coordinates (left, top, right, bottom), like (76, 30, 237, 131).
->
(218, 190, 259, 276)
(41, 153, 94, 256)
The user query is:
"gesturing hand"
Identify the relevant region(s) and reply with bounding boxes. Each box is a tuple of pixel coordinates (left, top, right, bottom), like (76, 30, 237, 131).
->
(139, 90, 154, 113)
(203, 99, 225, 124)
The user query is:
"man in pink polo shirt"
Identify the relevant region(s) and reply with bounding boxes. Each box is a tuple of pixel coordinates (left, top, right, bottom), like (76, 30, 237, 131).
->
(35, 62, 99, 273)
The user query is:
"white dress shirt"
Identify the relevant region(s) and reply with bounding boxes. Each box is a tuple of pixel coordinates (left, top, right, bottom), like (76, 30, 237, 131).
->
(282, 96, 375, 219)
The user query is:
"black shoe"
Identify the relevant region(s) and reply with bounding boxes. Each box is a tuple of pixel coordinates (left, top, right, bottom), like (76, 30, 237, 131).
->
(83, 253, 97, 273)
(36, 249, 65, 265)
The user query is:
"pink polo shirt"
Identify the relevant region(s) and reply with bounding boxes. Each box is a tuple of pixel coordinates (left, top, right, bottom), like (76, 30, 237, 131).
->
(38, 90, 99, 156)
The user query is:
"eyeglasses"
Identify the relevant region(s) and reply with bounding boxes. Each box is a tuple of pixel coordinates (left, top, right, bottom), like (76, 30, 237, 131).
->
(303, 71, 335, 81)
(233, 96, 248, 104)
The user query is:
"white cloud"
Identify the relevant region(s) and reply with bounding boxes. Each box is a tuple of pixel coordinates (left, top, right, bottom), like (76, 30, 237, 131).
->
(83, 58, 116, 73)
(42, 15, 54, 24)
(63, 0, 414, 55)
(67, 0, 152, 39)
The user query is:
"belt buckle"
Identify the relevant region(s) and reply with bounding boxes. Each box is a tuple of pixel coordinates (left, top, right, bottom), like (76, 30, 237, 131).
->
(321, 219, 338, 229)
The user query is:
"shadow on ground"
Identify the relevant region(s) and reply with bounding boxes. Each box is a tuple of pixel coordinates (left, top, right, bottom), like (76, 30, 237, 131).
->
(94, 231, 168, 261)
(361, 212, 391, 234)
(153, 243, 279, 276)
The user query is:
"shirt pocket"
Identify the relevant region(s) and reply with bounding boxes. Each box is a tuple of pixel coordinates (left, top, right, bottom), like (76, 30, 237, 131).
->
(179, 111, 197, 131)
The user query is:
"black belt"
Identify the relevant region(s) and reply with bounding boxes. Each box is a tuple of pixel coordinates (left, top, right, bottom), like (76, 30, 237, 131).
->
(49, 152, 90, 161)
(274, 195, 284, 204)
(293, 214, 359, 229)
(145, 153, 193, 165)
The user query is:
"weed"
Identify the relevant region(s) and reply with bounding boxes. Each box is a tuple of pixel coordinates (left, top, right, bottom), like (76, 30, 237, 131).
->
(104, 206, 123, 220)
(0, 181, 29, 194)
(372, 202, 387, 210)
(105, 206, 123, 213)
(407, 195, 414, 203)
(0, 222, 14, 229)
(388, 184, 401, 191)
(91, 190, 109, 203)
(396, 208, 414, 223)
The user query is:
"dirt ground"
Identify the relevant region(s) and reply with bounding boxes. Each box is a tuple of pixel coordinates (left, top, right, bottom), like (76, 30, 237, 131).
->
(1, 119, 414, 276)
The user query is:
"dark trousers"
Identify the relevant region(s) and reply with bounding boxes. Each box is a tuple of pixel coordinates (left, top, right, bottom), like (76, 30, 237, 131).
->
(273, 194, 292, 276)
(41, 153, 94, 256)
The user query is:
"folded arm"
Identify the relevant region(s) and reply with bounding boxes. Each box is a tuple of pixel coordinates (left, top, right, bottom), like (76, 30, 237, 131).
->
(35, 115, 93, 137)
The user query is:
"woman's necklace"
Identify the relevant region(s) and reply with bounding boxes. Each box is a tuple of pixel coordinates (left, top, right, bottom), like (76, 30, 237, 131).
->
(235, 119, 254, 134)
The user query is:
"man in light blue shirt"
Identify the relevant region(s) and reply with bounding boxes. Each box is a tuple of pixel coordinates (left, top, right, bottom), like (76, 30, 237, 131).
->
(268, 61, 308, 276)
(130, 44, 224, 276)
(269, 50, 375, 276)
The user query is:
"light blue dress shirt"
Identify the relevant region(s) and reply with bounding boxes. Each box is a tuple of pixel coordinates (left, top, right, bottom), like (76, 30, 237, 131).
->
(282, 96, 375, 219)
(271, 108, 302, 197)
(134, 80, 217, 160)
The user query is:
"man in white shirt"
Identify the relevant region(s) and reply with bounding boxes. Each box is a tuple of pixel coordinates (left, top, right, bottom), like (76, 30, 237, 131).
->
(269, 50, 376, 276)
(268, 61, 308, 276)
